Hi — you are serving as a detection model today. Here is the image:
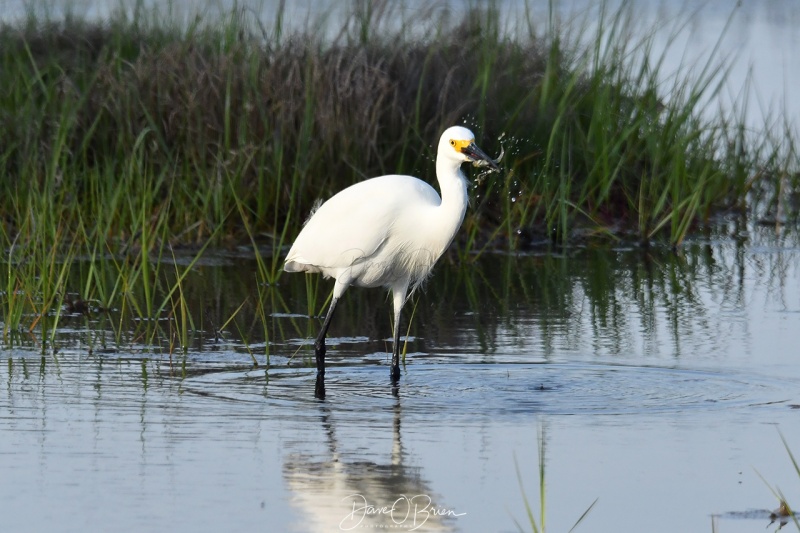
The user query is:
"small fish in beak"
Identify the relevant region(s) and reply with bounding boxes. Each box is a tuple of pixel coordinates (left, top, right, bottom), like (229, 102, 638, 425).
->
(471, 145, 504, 172)
(461, 142, 502, 173)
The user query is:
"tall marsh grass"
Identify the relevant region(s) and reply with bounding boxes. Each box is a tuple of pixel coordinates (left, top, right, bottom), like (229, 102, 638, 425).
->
(0, 0, 796, 347)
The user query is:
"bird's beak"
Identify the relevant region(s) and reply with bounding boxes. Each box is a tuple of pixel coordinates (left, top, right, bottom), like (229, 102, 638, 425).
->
(461, 141, 501, 172)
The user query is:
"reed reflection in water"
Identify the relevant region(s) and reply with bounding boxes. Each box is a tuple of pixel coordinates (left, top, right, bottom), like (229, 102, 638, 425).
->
(1, 226, 800, 531)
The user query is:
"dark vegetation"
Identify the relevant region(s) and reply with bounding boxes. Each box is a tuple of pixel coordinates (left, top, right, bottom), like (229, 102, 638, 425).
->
(0, 0, 796, 347)
(1, 1, 794, 254)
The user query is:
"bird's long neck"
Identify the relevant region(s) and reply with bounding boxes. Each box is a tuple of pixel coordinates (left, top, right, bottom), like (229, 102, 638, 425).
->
(434, 158, 470, 250)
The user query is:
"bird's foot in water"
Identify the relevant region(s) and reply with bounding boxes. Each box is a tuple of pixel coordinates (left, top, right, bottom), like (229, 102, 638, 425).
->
(315, 371, 326, 400)
(314, 340, 326, 374)
(314, 340, 327, 399)
(390, 365, 400, 397)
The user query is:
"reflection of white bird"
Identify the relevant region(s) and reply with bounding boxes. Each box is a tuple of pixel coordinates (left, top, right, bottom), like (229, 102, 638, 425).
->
(284, 126, 499, 392)
(283, 403, 457, 532)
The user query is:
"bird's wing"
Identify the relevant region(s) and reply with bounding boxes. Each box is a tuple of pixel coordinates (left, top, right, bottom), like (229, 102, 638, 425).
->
(284, 175, 440, 272)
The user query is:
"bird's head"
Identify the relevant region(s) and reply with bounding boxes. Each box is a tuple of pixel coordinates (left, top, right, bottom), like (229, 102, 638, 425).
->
(439, 126, 501, 172)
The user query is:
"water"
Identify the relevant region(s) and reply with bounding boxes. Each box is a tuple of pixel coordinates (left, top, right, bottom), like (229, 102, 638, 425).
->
(2, 1, 799, 531)
(2, 224, 800, 532)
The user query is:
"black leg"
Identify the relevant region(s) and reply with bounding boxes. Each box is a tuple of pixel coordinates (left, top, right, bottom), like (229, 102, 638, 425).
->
(390, 306, 402, 384)
(314, 297, 338, 383)
(315, 372, 326, 400)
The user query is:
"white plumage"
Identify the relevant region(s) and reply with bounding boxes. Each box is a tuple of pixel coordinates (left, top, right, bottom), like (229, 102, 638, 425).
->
(284, 125, 499, 395)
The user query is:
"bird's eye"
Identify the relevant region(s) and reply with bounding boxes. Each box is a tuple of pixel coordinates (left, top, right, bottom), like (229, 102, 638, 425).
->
(449, 139, 456, 147)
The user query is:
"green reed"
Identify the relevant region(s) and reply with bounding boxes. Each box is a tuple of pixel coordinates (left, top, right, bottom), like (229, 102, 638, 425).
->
(742, 433, 800, 533)
(1, 1, 793, 255)
(771, 433, 800, 531)
(514, 425, 597, 533)
(0, 0, 796, 350)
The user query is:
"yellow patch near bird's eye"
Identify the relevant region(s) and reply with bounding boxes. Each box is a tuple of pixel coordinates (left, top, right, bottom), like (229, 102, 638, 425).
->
(450, 139, 472, 153)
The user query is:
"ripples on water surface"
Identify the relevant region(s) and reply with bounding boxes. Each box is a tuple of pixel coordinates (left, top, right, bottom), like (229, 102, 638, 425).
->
(1, 0, 798, 530)
(1, 226, 800, 532)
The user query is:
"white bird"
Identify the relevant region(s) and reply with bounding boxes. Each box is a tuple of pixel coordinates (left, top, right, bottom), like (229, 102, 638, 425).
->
(284, 126, 499, 395)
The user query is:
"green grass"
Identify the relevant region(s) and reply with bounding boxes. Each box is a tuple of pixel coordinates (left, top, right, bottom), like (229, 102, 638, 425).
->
(1, 0, 795, 250)
(514, 425, 597, 533)
(764, 433, 800, 531)
(0, 0, 796, 347)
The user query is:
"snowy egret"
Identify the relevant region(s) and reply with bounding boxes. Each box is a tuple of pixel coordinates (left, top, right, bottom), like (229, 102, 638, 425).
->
(284, 126, 499, 395)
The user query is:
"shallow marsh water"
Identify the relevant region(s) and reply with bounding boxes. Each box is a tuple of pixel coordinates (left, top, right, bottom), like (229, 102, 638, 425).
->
(2, 1, 800, 531)
(2, 225, 800, 532)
